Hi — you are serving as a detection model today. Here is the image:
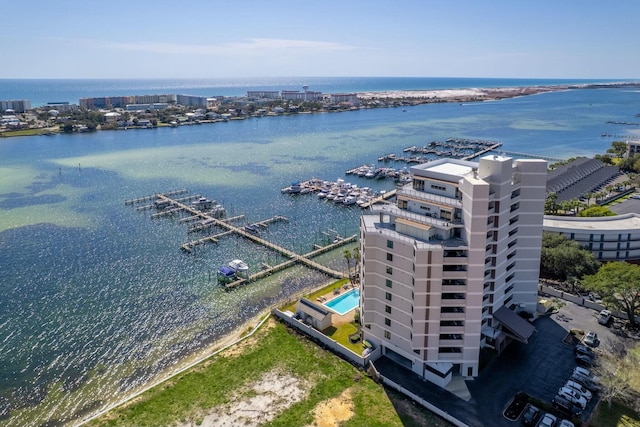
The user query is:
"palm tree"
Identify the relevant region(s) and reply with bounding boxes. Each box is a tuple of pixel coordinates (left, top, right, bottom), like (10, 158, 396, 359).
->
(343, 249, 353, 283)
(584, 192, 593, 207)
(352, 246, 361, 283)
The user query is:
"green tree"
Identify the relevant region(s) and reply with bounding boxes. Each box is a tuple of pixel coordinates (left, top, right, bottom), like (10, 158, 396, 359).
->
(582, 262, 640, 326)
(343, 249, 353, 283)
(352, 246, 361, 283)
(540, 232, 600, 281)
(594, 344, 640, 410)
(544, 192, 558, 215)
(607, 141, 628, 158)
(578, 205, 616, 217)
(62, 121, 74, 133)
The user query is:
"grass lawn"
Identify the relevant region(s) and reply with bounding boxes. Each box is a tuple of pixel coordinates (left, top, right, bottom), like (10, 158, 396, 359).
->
(324, 321, 362, 354)
(591, 400, 640, 427)
(0, 128, 59, 137)
(88, 319, 451, 427)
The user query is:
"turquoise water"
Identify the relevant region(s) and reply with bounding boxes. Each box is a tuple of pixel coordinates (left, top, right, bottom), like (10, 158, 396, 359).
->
(0, 84, 639, 425)
(325, 289, 360, 315)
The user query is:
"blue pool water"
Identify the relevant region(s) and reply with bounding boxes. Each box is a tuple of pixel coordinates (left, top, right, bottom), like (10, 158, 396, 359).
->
(325, 288, 360, 315)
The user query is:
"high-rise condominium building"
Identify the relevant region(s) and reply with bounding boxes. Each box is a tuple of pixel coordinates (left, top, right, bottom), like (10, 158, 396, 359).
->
(360, 155, 547, 387)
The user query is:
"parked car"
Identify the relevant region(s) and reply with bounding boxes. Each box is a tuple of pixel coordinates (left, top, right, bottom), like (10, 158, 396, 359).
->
(557, 387, 587, 409)
(575, 354, 595, 367)
(521, 403, 540, 426)
(584, 330, 598, 346)
(564, 379, 593, 400)
(536, 413, 557, 427)
(558, 419, 575, 427)
(571, 373, 600, 392)
(588, 292, 602, 303)
(598, 309, 612, 325)
(552, 395, 583, 417)
(573, 366, 597, 381)
(574, 344, 594, 358)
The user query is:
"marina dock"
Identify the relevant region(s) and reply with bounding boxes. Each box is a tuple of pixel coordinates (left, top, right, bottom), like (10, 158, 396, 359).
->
(223, 234, 357, 290)
(127, 191, 354, 290)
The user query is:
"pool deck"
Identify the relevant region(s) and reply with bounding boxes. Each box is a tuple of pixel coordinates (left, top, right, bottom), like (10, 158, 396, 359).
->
(316, 283, 359, 324)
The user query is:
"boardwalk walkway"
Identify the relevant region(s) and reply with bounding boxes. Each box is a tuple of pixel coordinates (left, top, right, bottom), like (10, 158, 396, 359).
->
(147, 194, 353, 289)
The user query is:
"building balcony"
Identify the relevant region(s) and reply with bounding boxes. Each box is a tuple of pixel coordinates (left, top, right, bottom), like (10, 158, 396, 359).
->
(442, 285, 467, 293)
(439, 325, 465, 334)
(439, 339, 464, 347)
(441, 300, 466, 308)
(440, 312, 466, 320)
(399, 188, 462, 208)
(442, 256, 468, 265)
(437, 352, 464, 360)
(442, 270, 467, 279)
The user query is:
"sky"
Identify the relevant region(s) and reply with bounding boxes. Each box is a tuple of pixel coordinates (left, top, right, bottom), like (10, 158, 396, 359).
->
(1, 0, 639, 80)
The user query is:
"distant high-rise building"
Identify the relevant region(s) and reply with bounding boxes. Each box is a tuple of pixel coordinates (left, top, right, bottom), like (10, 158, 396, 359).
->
(0, 99, 31, 113)
(360, 155, 546, 387)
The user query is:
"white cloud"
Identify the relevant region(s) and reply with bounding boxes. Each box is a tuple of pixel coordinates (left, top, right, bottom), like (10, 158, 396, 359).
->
(65, 37, 355, 55)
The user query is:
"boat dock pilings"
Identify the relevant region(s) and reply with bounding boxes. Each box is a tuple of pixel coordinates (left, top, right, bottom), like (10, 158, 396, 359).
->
(461, 142, 502, 161)
(223, 234, 357, 290)
(124, 189, 188, 205)
(127, 191, 353, 288)
(359, 188, 397, 209)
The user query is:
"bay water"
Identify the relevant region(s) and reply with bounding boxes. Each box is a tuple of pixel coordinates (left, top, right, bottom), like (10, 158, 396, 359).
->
(0, 80, 639, 426)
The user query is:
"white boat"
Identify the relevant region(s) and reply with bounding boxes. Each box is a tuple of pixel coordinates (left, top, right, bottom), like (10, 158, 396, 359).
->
(343, 195, 357, 205)
(282, 182, 302, 194)
(317, 191, 327, 199)
(228, 259, 249, 279)
(334, 192, 346, 203)
(192, 197, 214, 210)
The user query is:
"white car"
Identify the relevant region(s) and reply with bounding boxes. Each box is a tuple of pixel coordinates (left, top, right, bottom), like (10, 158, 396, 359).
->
(537, 413, 557, 427)
(598, 309, 612, 325)
(573, 366, 595, 379)
(558, 387, 587, 409)
(583, 330, 598, 347)
(558, 420, 575, 427)
(564, 380, 593, 400)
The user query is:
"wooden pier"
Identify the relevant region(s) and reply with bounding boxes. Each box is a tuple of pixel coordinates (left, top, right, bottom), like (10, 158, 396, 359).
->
(124, 189, 188, 205)
(127, 191, 353, 290)
(223, 234, 357, 290)
(461, 142, 502, 160)
(359, 188, 397, 209)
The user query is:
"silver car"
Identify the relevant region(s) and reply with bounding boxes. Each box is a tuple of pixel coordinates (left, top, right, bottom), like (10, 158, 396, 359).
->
(557, 387, 587, 409)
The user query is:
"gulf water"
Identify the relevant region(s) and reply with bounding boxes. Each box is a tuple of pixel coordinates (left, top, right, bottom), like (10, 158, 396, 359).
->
(0, 79, 639, 426)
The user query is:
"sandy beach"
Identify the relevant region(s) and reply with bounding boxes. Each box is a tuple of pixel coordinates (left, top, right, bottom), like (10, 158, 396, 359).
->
(356, 85, 569, 102)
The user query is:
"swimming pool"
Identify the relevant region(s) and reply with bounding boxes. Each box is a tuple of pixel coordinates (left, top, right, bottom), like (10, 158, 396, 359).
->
(325, 288, 360, 315)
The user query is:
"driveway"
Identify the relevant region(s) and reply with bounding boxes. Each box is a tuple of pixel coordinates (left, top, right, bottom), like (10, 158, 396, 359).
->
(374, 300, 632, 427)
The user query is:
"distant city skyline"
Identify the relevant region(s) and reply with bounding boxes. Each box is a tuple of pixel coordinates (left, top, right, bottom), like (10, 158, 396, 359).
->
(2, 0, 639, 80)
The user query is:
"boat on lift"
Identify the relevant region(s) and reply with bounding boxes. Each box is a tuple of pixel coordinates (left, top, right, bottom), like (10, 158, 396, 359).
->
(228, 259, 249, 279)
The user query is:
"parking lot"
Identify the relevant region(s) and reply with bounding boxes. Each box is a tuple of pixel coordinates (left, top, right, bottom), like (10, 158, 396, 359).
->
(374, 298, 633, 427)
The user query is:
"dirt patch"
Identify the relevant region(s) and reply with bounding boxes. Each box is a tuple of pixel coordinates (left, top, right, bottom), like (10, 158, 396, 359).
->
(178, 369, 308, 427)
(219, 318, 276, 359)
(307, 388, 354, 427)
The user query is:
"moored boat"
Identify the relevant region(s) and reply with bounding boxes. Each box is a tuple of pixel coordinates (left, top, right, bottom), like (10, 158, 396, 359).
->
(228, 259, 249, 279)
(244, 224, 259, 234)
(216, 266, 236, 284)
(343, 195, 357, 205)
(192, 197, 213, 210)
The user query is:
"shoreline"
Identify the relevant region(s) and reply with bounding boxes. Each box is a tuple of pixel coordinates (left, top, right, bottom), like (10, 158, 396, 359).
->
(3, 82, 640, 139)
(357, 81, 640, 102)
